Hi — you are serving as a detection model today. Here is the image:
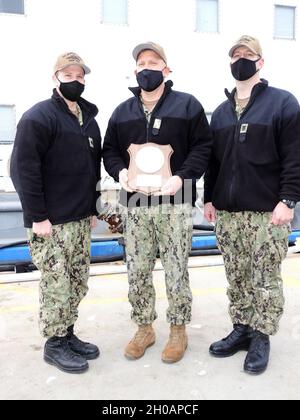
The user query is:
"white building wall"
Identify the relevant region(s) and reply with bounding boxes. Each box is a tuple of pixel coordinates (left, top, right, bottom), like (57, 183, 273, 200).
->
(1, 0, 300, 190)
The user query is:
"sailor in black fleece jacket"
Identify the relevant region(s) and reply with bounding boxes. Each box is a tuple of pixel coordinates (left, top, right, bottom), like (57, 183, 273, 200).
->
(204, 36, 300, 375)
(103, 42, 213, 363)
(10, 52, 101, 374)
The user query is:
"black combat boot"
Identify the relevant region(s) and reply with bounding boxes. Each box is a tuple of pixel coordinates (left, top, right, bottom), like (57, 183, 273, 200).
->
(244, 331, 270, 375)
(67, 325, 100, 360)
(209, 324, 252, 358)
(44, 336, 89, 374)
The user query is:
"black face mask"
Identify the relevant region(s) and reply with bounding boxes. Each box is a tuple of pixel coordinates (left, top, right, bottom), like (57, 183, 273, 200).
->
(136, 69, 164, 92)
(231, 57, 260, 81)
(57, 78, 85, 102)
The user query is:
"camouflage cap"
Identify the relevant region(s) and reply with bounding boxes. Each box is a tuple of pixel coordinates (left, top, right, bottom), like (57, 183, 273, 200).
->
(228, 35, 263, 58)
(54, 52, 91, 75)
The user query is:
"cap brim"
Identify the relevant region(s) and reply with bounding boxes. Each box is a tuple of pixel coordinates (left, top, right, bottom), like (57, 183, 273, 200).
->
(228, 43, 259, 57)
(56, 64, 91, 75)
(82, 65, 91, 74)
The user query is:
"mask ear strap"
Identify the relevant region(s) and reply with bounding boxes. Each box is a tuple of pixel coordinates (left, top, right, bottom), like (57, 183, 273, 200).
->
(255, 57, 262, 73)
(55, 72, 61, 83)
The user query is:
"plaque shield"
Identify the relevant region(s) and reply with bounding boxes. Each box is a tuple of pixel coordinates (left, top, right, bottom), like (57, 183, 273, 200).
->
(127, 143, 174, 195)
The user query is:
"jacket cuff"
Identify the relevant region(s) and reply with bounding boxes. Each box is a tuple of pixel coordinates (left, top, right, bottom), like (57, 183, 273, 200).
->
(204, 190, 213, 204)
(114, 165, 127, 183)
(174, 172, 185, 182)
(32, 214, 49, 223)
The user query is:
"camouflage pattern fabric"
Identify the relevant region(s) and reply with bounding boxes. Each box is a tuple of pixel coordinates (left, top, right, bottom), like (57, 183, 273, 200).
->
(28, 218, 91, 338)
(216, 211, 291, 336)
(121, 204, 193, 326)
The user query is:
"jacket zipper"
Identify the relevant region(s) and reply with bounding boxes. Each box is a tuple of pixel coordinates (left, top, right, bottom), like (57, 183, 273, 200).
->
(69, 110, 95, 139)
(139, 87, 168, 143)
(69, 112, 96, 183)
(228, 119, 240, 209)
(227, 90, 258, 209)
(146, 117, 150, 143)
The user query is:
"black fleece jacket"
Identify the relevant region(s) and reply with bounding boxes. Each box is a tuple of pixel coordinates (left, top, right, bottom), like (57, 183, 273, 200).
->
(10, 90, 102, 228)
(103, 81, 213, 207)
(204, 80, 300, 212)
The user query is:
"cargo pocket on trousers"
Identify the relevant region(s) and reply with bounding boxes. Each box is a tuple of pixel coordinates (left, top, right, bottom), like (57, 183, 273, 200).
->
(269, 224, 290, 262)
(29, 234, 52, 269)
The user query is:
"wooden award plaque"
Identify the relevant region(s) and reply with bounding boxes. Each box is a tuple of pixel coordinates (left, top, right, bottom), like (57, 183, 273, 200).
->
(127, 143, 174, 195)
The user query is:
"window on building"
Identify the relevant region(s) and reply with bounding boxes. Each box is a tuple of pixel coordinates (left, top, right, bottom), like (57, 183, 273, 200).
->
(274, 5, 296, 39)
(196, 0, 219, 33)
(0, 0, 24, 15)
(0, 106, 16, 144)
(102, 0, 128, 25)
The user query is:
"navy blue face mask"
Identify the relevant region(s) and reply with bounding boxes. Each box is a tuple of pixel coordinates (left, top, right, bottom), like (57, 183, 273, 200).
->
(231, 57, 260, 81)
(57, 77, 85, 102)
(136, 69, 165, 92)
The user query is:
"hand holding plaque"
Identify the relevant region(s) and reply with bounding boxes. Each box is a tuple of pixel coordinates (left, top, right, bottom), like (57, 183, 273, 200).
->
(127, 143, 174, 195)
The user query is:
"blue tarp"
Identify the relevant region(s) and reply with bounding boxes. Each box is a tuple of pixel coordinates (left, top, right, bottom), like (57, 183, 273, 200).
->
(1, 232, 300, 266)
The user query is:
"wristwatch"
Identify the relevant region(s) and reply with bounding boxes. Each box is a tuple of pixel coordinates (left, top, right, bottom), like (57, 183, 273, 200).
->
(281, 199, 297, 209)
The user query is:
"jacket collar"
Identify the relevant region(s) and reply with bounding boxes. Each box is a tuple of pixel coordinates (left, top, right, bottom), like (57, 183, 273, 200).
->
(225, 79, 269, 106)
(51, 88, 99, 119)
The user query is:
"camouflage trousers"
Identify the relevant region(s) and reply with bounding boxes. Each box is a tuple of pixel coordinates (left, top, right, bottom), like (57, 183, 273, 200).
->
(122, 204, 193, 326)
(28, 218, 91, 338)
(216, 211, 290, 336)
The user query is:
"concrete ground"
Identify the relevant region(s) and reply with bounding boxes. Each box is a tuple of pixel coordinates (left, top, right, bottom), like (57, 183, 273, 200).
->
(0, 254, 300, 401)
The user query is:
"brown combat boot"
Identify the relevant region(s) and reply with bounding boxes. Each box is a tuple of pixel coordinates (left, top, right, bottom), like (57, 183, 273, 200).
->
(162, 325, 188, 364)
(124, 325, 156, 360)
